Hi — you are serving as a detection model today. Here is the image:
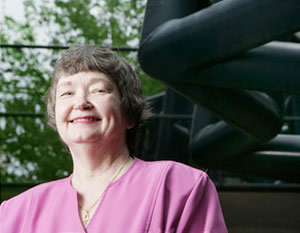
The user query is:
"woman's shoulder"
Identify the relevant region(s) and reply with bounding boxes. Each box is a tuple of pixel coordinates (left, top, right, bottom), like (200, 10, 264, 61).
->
(136, 157, 206, 175)
(0, 177, 72, 232)
(1, 176, 70, 211)
(134, 158, 209, 187)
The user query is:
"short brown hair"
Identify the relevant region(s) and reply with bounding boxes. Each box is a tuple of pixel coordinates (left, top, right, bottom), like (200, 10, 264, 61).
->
(46, 45, 151, 155)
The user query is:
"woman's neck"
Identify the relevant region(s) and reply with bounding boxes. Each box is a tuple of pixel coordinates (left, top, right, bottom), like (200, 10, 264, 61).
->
(69, 139, 131, 185)
(69, 141, 133, 227)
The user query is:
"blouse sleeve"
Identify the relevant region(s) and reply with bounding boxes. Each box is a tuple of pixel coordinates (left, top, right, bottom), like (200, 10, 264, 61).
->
(0, 201, 6, 232)
(176, 173, 228, 233)
(0, 190, 35, 233)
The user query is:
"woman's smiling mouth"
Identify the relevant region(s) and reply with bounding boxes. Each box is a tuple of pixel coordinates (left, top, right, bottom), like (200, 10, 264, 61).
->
(69, 116, 101, 124)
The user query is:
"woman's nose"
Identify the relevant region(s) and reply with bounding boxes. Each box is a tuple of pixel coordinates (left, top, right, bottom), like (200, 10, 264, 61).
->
(74, 101, 93, 110)
(73, 95, 94, 110)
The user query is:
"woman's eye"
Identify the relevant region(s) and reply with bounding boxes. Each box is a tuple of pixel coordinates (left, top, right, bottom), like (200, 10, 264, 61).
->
(61, 92, 73, 96)
(92, 89, 106, 93)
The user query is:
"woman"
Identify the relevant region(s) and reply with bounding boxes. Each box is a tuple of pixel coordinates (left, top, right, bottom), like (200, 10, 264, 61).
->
(0, 46, 228, 233)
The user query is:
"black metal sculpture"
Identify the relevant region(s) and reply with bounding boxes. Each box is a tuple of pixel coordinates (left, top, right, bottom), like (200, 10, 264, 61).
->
(138, 0, 300, 182)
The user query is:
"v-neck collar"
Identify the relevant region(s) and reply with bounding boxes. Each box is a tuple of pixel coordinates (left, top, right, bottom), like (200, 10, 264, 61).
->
(66, 157, 139, 231)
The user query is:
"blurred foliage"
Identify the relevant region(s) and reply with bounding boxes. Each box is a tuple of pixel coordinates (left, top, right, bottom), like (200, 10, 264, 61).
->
(0, 0, 164, 184)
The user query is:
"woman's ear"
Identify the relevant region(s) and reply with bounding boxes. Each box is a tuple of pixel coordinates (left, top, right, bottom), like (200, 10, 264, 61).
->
(126, 120, 135, 129)
(123, 110, 135, 129)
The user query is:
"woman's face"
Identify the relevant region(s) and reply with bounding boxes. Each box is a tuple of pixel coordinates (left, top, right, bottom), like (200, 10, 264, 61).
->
(55, 71, 130, 146)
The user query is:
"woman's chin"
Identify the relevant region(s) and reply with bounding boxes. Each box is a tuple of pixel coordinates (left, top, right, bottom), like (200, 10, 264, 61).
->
(67, 134, 102, 145)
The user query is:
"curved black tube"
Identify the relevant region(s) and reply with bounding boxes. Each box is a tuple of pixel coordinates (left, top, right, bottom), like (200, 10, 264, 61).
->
(138, 0, 300, 181)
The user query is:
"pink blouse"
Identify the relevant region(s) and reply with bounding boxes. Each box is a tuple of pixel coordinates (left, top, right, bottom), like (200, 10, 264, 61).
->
(0, 158, 227, 233)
